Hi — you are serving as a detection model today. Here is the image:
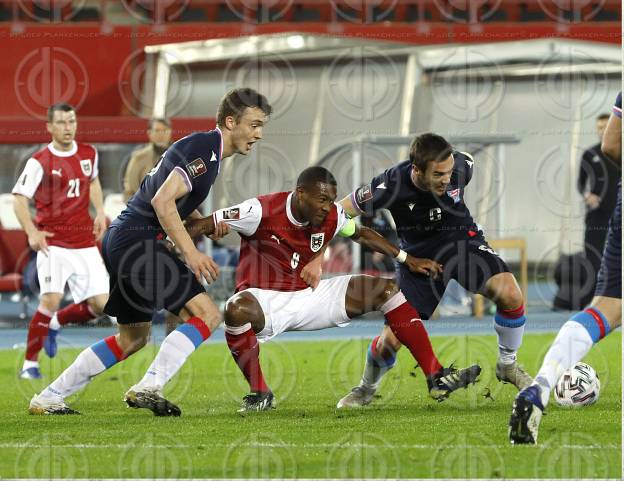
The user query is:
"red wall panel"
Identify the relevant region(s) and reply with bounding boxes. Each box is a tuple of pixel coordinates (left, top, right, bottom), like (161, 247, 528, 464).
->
(1, 21, 619, 142)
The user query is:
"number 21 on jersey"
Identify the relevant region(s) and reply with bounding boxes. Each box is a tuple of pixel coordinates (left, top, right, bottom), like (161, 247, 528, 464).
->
(67, 179, 80, 198)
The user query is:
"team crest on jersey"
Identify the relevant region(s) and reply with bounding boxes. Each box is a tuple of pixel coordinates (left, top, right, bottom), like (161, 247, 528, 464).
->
(447, 188, 461, 203)
(310, 233, 325, 252)
(186, 158, 207, 178)
(79, 159, 92, 176)
(223, 208, 240, 220)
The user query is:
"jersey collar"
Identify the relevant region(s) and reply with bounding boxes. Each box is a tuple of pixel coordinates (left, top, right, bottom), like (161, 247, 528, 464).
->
(286, 192, 309, 227)
(215, 126, 223, 159)
(48, 141, 77, 157)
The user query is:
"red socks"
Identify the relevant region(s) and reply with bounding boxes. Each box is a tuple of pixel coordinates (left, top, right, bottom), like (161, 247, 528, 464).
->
(57, 301, 97, 326)
(381, 292, 443, 376)
(224, 324, 269, 393)
(25, 309, 52, 361)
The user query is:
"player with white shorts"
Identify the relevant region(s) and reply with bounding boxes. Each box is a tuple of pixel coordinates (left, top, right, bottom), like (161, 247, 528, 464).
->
(245, 275, 352, 342)
(186, 166, 482, 411)
(12, 103, 109, 379)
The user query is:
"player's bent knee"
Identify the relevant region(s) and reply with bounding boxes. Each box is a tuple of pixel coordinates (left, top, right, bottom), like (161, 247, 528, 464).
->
(39, 294, 62, 312)
(87, 295, 107, 315)
(500, 284, 524, 309)
(374, 279, 400, 309)
(225, 293, 264, 332)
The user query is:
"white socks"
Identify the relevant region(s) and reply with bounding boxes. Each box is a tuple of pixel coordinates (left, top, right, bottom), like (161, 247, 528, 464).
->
(40, 347, 107, 401)
(534, 320, 594, 407)
(135, 319, 211, 392)
(360, 337, 397, 391)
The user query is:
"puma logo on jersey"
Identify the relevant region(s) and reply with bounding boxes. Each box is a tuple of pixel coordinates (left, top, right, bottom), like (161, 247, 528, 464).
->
(210, 152, 218, 162)
(51, 168, 62, 177)
(408, 202, 415, 211)
(271, 235, 281, 244)
(376, 182, 387, 189)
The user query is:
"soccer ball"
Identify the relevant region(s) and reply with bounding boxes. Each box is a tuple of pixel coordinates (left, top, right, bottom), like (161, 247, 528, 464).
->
(554, 362, 600, 407)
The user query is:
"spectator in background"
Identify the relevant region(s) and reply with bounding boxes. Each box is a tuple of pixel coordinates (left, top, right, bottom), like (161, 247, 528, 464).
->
(577, 113, 621, 285)
(322, 237, 352, 274)
(122, 118, 172, 202)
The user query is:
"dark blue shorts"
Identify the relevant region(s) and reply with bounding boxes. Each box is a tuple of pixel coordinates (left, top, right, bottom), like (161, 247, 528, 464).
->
(595, 187, 621, 299)
(101, 226, 205, 324)
(397, 233, 510, 319)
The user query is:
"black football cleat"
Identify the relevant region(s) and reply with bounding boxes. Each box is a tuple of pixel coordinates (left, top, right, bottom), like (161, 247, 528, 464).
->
(509, 385, 544, 445)
(427, 364, 482, 401)
(124, 388, 181, 417)
(238, 391, 275, 412)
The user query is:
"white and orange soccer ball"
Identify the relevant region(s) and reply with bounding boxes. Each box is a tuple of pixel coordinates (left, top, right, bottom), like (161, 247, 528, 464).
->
(554, 362, 601, 408)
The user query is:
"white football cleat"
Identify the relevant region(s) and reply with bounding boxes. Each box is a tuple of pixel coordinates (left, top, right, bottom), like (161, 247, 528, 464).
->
(29, 395, 80, 415)
(336, 385, 376, 409)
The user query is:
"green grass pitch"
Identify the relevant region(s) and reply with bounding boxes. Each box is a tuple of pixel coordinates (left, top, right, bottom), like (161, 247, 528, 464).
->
(1, 331, 620, 478)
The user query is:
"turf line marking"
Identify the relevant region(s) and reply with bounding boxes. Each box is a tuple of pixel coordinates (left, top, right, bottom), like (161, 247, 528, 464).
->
(0, 443, 619, 450)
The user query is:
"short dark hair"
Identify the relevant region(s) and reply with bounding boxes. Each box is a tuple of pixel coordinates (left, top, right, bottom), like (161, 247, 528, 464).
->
(597, 113, 610, 121)
(296, 166, 337, 189)
(410, 133, 453, 171)
(47, 103, 74, 122)
(216, 88, 272, 127)
(148, 117, 171, 129)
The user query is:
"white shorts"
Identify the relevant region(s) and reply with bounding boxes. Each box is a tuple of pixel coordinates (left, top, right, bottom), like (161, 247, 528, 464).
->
(242, 275, 353, 342)
(37, 246, 109, 303)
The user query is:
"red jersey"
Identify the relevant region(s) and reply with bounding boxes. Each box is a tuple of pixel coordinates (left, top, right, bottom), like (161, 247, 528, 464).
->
(213, 191, 348, 292)
(12, 141, 98, 249)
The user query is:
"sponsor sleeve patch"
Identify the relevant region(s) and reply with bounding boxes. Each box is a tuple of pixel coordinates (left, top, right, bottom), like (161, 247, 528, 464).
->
(186, 157, 207, 178)
(222, 208, 240, 220)
(355, 184, 373, 204)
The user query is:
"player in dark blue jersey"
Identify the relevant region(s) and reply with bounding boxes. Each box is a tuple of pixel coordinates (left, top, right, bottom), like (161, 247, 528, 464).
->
(29, 88, 273, 415)
(509, 92, 621, 444)
(337, 132, 532, 408)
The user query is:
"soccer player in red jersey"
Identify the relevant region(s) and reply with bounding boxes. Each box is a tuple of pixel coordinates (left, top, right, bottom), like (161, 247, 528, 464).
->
(12, 103, 109, 379)
(173, 166, 481, 411)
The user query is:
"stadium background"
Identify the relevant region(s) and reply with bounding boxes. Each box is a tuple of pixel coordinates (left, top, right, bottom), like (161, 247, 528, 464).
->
(0, 1, 621, 479)
(0, 1, 621, 318)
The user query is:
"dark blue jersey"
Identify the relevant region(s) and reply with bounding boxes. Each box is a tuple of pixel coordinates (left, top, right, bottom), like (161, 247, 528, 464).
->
(112, 129, 222, 238)
(351, 151, 477, 254)
(614, 91, 622, 119)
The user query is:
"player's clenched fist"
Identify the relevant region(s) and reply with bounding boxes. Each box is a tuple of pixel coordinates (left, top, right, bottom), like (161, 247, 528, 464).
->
(405, 255, 443, 279)
(300, 255, 323, 289)
(92, 212, 107, 241)
(184, 248, 220, 284)
(28, 230, 54, 256)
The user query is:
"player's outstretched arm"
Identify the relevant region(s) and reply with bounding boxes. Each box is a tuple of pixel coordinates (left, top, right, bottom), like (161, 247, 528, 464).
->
(184, 209, 233, 240)
(344, 223, 443, 277)
(152, 170, 219, 283)
(339, 195, 360, 219)
(185, 214, 221, 239)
